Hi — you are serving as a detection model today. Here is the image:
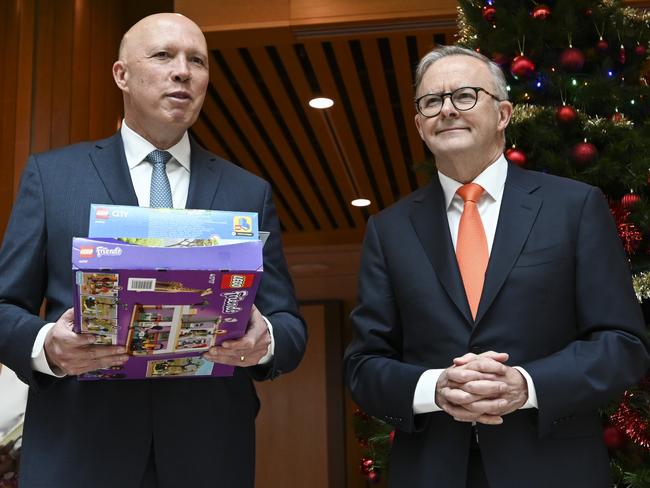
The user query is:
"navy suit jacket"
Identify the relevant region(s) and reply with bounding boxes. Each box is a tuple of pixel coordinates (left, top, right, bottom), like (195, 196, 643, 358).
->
(344, 163, 649, 488)
(0, 133, 307, 488)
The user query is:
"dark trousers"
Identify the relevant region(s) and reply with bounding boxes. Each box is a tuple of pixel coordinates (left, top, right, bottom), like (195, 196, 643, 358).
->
(467, 430, 490, 488)
(140, 446, 158, 488)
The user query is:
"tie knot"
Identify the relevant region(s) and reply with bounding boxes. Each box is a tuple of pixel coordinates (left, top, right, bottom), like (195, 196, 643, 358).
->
(457, 183, 484, 204)
(146, 150, 172, 166)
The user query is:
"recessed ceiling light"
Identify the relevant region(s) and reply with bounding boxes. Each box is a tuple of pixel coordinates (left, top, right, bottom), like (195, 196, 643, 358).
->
(308, 97, 334, 109)
(351, 198, 371, 207)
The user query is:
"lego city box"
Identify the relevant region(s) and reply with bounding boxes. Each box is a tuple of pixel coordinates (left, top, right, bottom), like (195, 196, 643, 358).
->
(72, 237, 263, 380)
(88, 204, 259, 244)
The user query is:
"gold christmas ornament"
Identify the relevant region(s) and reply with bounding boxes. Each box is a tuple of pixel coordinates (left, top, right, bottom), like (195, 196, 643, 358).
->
(632, 271, 650, 302)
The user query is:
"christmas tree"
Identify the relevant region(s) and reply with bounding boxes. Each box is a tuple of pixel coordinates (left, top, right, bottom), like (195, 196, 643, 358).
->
(354, 1, 650, 485)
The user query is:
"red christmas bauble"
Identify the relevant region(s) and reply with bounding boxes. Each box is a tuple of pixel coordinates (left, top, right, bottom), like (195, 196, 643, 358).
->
(367, 469, 381, 484)
(635, 44, 647, 57)
(597, 39, 609, 52)
(603, 425, 626, 450)
(560, 47, 585, 72)
(556, 105, 577, 124)
(482, 5, 496, 22)
(571, 141, 598, 165)
(531, 5, 551, 20)
(610, 111, 625, 123)
(621, 193, 640, 208)
(505, 147, 527, 167)
(360, 458, 374, 474)
(510, 55, 536, 78)
(389, 431, 395, 444)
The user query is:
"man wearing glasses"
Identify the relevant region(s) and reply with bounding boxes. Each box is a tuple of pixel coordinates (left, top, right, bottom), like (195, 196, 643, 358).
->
(344, 45, 648, 487)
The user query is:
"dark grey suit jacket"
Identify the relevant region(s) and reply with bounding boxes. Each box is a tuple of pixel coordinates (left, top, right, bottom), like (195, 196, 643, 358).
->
(0, 133, 307, 488)
(344, 163, 649, 488)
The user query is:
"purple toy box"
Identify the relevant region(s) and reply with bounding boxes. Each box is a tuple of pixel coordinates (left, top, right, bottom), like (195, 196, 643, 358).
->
(72, 237, 263, 380)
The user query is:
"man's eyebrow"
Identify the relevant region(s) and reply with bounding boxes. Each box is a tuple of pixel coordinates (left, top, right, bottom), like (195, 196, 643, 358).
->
(145, 44, 170, 53)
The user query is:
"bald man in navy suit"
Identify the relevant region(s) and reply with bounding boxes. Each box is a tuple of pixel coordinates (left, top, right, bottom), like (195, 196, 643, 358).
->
(0, 13, 306, 488)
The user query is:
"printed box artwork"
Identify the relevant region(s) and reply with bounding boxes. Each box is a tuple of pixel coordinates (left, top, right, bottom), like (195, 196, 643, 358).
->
(72, 206, 263, 381)
(88, 204, 259, 244)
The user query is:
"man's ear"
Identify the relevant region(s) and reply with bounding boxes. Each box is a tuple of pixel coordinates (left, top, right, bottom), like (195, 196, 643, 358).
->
(497, 100, 513, 131)
(414, 114, 426, 141)
(112, 61, 128, 91)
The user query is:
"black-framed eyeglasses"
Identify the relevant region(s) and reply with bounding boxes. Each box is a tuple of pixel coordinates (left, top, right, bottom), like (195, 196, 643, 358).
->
(414, 86, 502, 118)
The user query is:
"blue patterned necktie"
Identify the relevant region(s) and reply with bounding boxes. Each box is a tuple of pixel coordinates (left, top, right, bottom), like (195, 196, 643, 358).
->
(147, 150, 173, 208)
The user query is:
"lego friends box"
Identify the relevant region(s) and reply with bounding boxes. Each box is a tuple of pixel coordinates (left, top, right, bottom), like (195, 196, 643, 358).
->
(72, 205, 263, 380)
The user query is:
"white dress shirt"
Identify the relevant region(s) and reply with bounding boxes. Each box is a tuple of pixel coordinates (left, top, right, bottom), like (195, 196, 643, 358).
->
(412, 155, 538, 414)
(121, 120, 191, 209)
(31, 120, 274, 376)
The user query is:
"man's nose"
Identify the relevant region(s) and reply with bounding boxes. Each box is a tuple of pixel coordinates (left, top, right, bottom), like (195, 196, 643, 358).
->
(439, 95, 458, 117)
(172, 56, 191, 82)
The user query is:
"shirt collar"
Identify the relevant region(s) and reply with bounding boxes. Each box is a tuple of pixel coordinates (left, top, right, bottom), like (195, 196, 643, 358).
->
(437, 154, 508, 209)
(120, 119, 191, 172)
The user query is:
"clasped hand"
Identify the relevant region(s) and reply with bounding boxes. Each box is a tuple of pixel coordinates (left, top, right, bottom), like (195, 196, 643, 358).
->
(435, 351, 528, 425)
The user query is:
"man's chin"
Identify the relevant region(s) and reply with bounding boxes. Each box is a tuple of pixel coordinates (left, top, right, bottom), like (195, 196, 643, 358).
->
(164, 111, 197, 128)
(429, 137, 472, 152)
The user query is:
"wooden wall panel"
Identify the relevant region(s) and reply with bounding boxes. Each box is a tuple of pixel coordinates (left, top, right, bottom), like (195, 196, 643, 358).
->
(177, 0, 457, 32)
(97, 0, 125, 138)
(0, 0, 35, 237)
(290, 0, 457, 26)
(255, 301, 345, 488)
(13, 1, 36, 196)
(31, 0, 55, 153)
(70, 0, 92, 142)
(50, 0, 75, 149)
(175, 0, 291, 32)
(0, 0, 18, 238)
(0, 0, 171, 243)
(88, 0, 113, 139)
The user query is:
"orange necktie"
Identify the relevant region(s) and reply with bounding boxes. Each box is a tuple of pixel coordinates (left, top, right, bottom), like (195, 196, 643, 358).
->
(456, 183, 488, 320)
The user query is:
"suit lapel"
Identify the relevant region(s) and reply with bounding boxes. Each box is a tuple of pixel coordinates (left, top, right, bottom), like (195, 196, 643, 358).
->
(475, 164, 542, 324)
(89, 133, 222, 210)
(410, 178, 473, 326)
(89, 133, 138, 206)
(185, 138, 223, 210)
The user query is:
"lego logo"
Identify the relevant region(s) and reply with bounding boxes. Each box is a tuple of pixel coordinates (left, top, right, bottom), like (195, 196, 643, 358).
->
(80, 246, 94, 258)
(96, 208, 109, 219)
(221, 273, 254, 289)
(230, 275, 246, 287)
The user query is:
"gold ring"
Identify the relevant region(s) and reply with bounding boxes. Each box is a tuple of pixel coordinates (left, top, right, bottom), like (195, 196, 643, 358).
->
(240, 355, 245, 362)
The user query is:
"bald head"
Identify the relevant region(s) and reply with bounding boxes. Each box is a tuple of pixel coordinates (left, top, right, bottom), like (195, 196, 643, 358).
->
(112, 13, 209, 149)
(118, 13, 206, 61)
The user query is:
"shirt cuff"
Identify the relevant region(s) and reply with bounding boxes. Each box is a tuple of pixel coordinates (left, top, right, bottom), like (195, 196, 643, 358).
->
(413, 369, 445, 414)
(513, 366, 538, 409)
(257, 315, 275, 365)
(31, 323, 66, 377)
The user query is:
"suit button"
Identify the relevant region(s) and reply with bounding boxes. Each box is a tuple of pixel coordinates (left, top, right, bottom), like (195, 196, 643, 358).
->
(470, 346, 483, 354)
